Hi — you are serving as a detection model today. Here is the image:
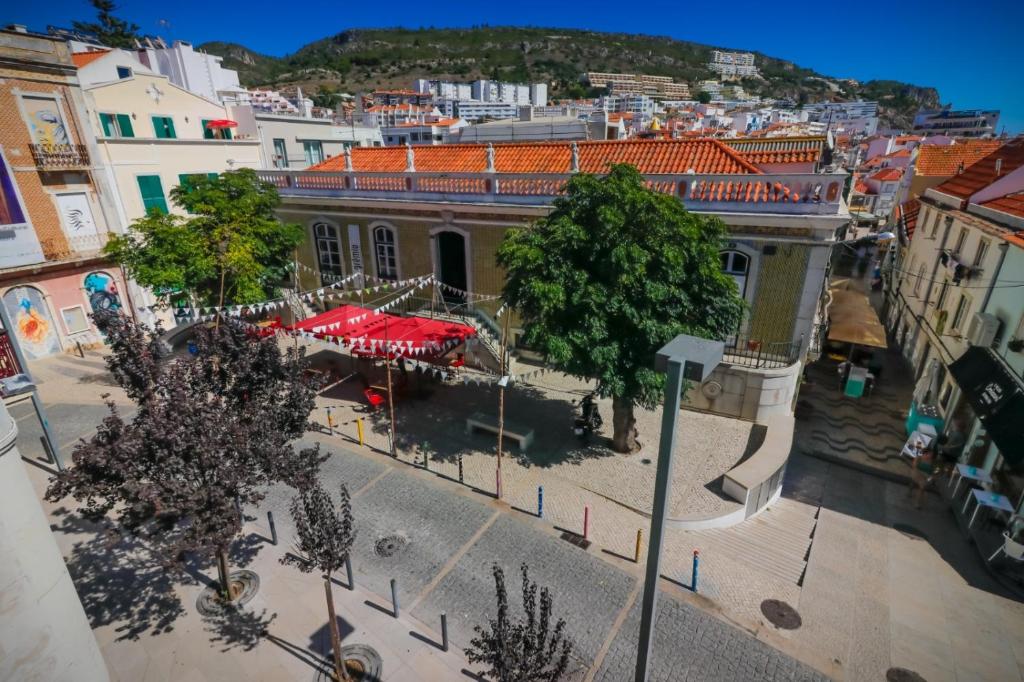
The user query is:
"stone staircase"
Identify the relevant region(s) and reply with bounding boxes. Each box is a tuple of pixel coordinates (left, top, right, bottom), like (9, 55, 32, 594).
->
(695, 497, 820, 586)
(422, 309, 519, 375)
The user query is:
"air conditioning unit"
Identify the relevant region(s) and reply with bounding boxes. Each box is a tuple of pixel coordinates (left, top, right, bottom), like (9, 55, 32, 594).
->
(966, 312, 999, 347)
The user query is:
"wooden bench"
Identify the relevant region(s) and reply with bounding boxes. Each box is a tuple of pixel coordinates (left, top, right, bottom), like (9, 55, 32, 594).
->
(465, 411, 534, 451)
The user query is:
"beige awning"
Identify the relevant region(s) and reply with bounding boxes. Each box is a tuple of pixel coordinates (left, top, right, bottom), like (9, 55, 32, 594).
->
(826, 279, 887, 349)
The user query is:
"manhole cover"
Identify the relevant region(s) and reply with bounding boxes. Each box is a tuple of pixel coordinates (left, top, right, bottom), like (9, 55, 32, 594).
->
(892, 523, 927, 540)
(374, 533, 408, 558)
(196, 569, 260, 616)
(886, 667, 927, 682)
(760, 599, 802, 630)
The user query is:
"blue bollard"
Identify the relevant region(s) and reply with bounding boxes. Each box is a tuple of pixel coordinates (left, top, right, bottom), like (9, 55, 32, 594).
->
(538, 485, 544, 518)
(691, 550, 700, 592)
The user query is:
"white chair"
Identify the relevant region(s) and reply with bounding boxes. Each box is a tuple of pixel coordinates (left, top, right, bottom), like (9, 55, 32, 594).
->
(988, 531, 1024, 564)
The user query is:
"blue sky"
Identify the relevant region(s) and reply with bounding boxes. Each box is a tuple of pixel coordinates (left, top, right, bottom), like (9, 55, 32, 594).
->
(11, 0, 1023, 133)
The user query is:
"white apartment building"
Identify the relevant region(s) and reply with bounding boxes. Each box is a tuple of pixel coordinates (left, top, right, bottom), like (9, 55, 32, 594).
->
(804, 101, 879, 121)
(381, 118, 467, 146)
(229, 107, 382, 168)
(708, 51, 759, 78)
(133, 40, 240, 104)
(603, 94, 656, 118)
(452, 100, 519, 122)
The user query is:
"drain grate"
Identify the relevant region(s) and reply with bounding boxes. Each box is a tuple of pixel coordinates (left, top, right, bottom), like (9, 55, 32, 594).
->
(196, 569, 260, 616)
(760, 599, 802, 630)
(559, 531, 591, 551)
(374, 533, 408, 558)
(892, 523, 928, 541)
(886, 667, 927, 682)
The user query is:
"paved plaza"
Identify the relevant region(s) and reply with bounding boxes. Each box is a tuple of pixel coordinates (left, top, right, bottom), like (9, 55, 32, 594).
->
(10, 348, 1024, 681)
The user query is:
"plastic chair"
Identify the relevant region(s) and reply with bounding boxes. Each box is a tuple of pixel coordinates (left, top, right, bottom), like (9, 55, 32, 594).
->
(363, 388, 385, 411)
(988, 531, 1024, 564)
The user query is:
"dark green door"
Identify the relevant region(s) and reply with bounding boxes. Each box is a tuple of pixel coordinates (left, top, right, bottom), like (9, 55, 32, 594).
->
(436, 231, 467, 302)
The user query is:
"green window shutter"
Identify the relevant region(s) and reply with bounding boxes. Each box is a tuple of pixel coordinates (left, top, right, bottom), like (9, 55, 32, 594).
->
(99, 113, 114, 137)
(166, 117, 176, 139)
(116, 114, 134, 138)
(152, 116, 176, 139)
(223, 127, 232, 140)
(207, 172, 218, 181)
(137, 175, 168, 214)
(202, 119, 214, 139)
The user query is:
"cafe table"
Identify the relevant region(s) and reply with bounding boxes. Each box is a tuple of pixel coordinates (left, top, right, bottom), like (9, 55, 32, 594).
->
(964, 489, 1016, 529)
(949, 463, 993, 499)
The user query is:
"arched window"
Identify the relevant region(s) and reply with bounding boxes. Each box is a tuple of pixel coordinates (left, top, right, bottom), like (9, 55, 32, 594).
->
(373, 225, 398, 281)
(720, 250, 750, 296)
(313, 223, 343, 285)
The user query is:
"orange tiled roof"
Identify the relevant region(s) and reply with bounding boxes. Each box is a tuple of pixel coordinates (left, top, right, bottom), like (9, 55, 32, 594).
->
(886, 148, 912, 158)
(934, 137, 1024, 200)
(310, 139, 763, 175)
(365, 105, 434, 113)
(735, 148, 821, 165)
(896, 198, 920, 241)
(915, 140, 1004, 177)
(395, 118, 461, 128)
(71, 50, 110, 68)
(853, 180, 870, 194)
(869, 168, 903, 182)
(980, 192, 1024, 220)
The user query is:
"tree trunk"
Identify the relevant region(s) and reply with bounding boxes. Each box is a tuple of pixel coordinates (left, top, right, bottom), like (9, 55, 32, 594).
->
(611, 396, 639, 453)
(324, 575, 350, 682)
(216, 548, 239, 601)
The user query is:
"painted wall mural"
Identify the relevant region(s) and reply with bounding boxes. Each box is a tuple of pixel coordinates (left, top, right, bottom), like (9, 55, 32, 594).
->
(84, 272, 121, 313)
(0, 149, 45, 269)
(2, 286, 61, 358)
(22, 95, 70, 146)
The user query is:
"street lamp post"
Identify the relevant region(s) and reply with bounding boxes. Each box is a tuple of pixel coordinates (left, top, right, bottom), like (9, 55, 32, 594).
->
(634, 334, 724, 682)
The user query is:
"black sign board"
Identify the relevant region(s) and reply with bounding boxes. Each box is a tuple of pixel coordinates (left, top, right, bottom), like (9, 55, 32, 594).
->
(949, 346, 1024, 465)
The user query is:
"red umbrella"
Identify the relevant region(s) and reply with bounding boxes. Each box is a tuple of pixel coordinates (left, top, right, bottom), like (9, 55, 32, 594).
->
(205, 119, 238, 129)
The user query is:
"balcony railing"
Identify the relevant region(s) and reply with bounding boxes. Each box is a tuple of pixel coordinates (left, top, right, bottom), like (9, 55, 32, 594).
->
(722, 335, 803, 369)
(39, 231, 111, 262)
(258, 169, 848, 215)
(29, 143, 90, 170)
(0, 331, 22, 381)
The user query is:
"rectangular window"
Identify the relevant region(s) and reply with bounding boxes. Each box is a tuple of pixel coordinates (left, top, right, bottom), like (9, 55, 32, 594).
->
(952, 294, 971, 331)
(974, 239, 989, 267)
(936, 279, 950, 310)
(954, 228, 967, 255)
(303, 140, 324, 165)
(99, 112, 134, 138)
(116, 66, 132, 79)
(177, 172, 219, 193)
(273, 139, 288, 168)
(201, 119, 232, 140)
(914, 263, 927, 296)
(136, 175, 168, 214)
(151, 116, 176, 139)
(929, 211, 940, 238)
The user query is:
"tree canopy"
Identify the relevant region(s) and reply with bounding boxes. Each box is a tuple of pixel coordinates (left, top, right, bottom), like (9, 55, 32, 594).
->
(46, 312, 323, 593)
(497, 164, 744, 451)
(104, 169, 303, 307)
(72, 0, 139, 48)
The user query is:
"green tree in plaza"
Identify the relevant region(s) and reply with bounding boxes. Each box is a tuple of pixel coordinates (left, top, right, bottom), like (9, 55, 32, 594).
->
(72, 0, 139, 48)
(104, 168, 303, 307)
(46, 312, 323, 604)
(467, 564, 574, 682)
(497, 164, 744, 452)
(696, 90, 713, 104)
(282, 482, 356, 682)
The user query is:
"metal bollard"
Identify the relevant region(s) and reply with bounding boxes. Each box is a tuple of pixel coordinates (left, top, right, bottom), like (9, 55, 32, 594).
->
(538, 485, 544, 518)
(390, 578, 399, 618)
(326, 407, 334, 435)
(691, 549, 700, 592)
(583, 505, 590, 541)
(356, 417, 365, 446)
(496, 469, 502, 499)
(458, 453, 464, 483)
(440, 612, 449, 652)
(345, 555, 354, 590)
(267, 511, 278, 545)
(635, 529, 643, 563)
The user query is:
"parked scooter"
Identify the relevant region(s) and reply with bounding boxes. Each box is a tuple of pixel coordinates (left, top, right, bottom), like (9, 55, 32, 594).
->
(573, 391, 603, 441)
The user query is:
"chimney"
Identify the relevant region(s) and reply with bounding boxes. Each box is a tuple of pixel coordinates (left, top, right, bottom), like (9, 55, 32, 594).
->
(995, 158, 1003, 176)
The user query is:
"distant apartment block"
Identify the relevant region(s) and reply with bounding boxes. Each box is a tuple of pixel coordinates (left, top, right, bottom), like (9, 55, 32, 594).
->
(371, 89, 432, 107)
(912, 108, 1001, 138)
(414, 79, 547, 107)
(584, 72, 689, 100)
(707, 51, 759, 78)
(803, 101, 879, 121)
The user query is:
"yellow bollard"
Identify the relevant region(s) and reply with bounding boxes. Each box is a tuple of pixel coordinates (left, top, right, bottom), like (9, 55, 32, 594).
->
(635, 528, 643, 563)
(356, 418, 365, 447)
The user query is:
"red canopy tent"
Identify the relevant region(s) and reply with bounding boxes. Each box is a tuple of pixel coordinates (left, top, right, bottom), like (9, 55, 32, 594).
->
(288, 305, 476, 363)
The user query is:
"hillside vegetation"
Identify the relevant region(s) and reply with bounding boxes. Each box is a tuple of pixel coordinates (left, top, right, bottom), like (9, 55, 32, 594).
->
(200, 27, 939, 129)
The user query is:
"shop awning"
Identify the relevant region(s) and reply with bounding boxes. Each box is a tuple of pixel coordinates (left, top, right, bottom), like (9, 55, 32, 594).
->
(826, 279, 887, 349)
(288, 305, 476, 362)
(949, 346, 1024, 465)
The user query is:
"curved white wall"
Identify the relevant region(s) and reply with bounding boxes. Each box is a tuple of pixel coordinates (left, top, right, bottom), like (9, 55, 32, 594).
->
(0, 402, 109, 682)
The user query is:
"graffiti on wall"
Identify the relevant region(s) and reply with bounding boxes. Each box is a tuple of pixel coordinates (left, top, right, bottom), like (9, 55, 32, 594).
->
(84, 272, 121, 313)
(22, 95, 70, 146)
(2, 286, 61, 358)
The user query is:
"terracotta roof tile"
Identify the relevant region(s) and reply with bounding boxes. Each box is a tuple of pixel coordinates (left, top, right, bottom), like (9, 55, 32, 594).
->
(897, 198, 920, 241)
(736, 148, 821, 165)
(71, 50, 111, 68)
(915, 140, 1005, 177)
(980, 191, 1024, 220)
(869, 168, 903, 182)
(310, 139, 763, 175)
(365, 105, 434, 113)
(854, 180, 870, 194)
(934, 137, 1024, 200)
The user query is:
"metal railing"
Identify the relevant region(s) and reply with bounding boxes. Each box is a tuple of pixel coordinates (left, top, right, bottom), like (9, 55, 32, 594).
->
(258, 169, 848, 215)
(29, 143, 90, 170)
(0, 331, 22, 381)
(722, 335, 803, 369)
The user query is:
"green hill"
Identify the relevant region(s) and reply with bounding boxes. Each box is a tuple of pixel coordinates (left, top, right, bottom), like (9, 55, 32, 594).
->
(200, 27, 940, 129)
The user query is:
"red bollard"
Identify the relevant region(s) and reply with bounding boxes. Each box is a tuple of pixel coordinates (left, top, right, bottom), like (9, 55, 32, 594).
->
(583, 505, 590, 540)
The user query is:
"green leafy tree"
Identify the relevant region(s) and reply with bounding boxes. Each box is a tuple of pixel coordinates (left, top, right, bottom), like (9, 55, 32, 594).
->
(497, 165, 744, 452)
(72, 0, 139, 48)
(696, 90, 712, 104)
(104, 168, 303, 307)
(467, 564, 574, 682)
